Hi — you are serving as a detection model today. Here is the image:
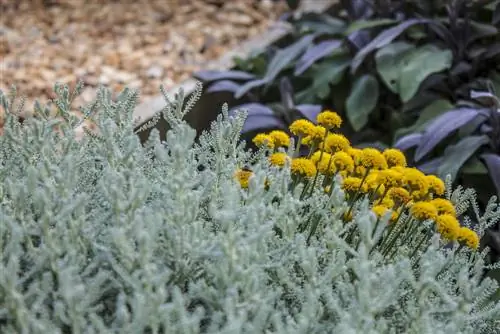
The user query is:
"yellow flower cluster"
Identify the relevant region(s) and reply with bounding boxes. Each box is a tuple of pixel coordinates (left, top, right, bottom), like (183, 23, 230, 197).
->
(239, 110, 480, 251)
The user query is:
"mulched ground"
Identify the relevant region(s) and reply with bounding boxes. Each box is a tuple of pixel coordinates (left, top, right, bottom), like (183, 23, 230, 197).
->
(0, 0, 286, 129)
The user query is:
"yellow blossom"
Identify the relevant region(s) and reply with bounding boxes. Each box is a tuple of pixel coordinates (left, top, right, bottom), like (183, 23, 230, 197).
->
(252, 133, 274, 149)
(402, 168, 429, 195)
(317, 110, 342, 129)
(330, 151, 354, 174)
(458, 227, 480, 250)
(436, 214, 461, 241)
(269, 152, 290, 167)
(289, 119, 315, 137)
(431, 198, 456, 216)
(234, 169, 253, 189)
(303, 125, 327, 145)
(383, 148, 407, 167)
(342, 177, 367, 193)
(372, 205, 398, 222)
(268, 130, 290, 147)
(427, 175, 446, 196)
(376, 169, 403, 188)
(347, 147, 363, 165)
(291, 158, 317, 178)
(410, 201, 438, 221)
(319, 133, 351, 153)
(360, 148, 388, 170)
(388, 187, 411, 205)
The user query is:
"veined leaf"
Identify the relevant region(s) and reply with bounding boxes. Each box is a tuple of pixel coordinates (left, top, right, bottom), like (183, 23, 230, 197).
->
(235, 34, 315, 99)
(398, 45, 453, 102)
(375, 42, 416, 94)
(376, 44, 452, 102)
(346, 74, 379, 131)
(295, 57, 351, 103)
(481, 153, 500, 196)
(414, 108, 485, 161)
(393, 99, 454, 141)
(344, 18, 398, 35)
(351, 19, 427, 73)
(437, 135, 490, 182)
(294, 40, 343, 75)
(395, 133, 423, 151)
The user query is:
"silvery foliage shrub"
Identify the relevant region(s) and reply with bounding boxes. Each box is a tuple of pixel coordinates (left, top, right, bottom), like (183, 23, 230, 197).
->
(0, 82, 500, 334)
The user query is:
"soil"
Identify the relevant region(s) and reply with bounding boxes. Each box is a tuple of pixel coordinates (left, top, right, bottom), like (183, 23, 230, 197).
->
(0, 0, 287, 131)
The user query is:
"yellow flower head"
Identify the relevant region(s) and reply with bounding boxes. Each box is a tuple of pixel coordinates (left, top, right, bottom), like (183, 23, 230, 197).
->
(302, 125, 327, 145)
(353, 165, 367, 178)
(316, 153, 335, 175)
(252, 133, 274, 149)
(234, 169, 253, 189)
(317, 110, 342, 129)
(289, 119, 315, 137)
(291, 158, 317, 178)
(377, 197, 395, 208)
(347, 147, 363, 165)
(269, 152, 290, 167)
(342, 177, 368, 193)
(376, 169, 403, 188)
(388, 187, 411, 205)
(319, 133, 351, 153)
(458, 227, 480, 250)
(383, 148, 407, 167)
(431, 198, 456, 216)
(402, 168, 429, 194)
(366, 171, 380, 189)
(343, 211, 353, 222)
(360, 148, 388, 170)
(331, 151, 354, 174)
(372, 205, 398, 222)
(410, 201, 438, 221)
(436, 214, 461, 241)
(426, 175, 446, 196)
(268, 130, 290, 148)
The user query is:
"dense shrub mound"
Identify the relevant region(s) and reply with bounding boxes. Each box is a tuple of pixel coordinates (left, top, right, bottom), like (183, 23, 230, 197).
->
(0, 84, 499, 333)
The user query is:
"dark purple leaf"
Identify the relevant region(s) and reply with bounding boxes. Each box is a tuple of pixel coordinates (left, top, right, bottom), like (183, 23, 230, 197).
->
(480, 124, 493, 135)
(427, 21, 454, 42)
(345, 0, 373, 19)
(194, 70, 256, 83)
(394, 133, 423, 151)
(235, 34, 315, 99)
(231, 103, 287, 133)
(470, 90, 500, 108)
(481, 153, 500, 196)
(417, 157, 444, 175)
(294, 104, 322, 123)
(484, 42, 500, 60)
(450, 62, 473, 77)
(414, 108, 487, 161)
(494, 3, 500, 26)
(347, 30, 372, 50)
(351, 19, 427, 73)
(234, 78, 268, 99)
(294, 40, 342, 75)
(437, 135, 490, 181)
(206, 80, 242, 94)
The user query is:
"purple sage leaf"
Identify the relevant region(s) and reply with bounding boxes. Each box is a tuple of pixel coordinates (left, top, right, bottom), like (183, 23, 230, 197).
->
(194, 70, 256, 83)
(394, 132, 423, 151)
(206, 80, 242, 94)
(481, 153, 500, 196)
(417, 157, 444, 175)
(231, 103, 286, 133)
(437, 135, 490, 181)
(351, 19, 427, 73)
(414, 108, 486, 161)
(294, 104, 322, 123)
(294, 40, 342, 75)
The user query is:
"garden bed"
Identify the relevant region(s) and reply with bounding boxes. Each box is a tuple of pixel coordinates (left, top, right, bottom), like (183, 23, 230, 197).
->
(0, 0, 287, 129)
